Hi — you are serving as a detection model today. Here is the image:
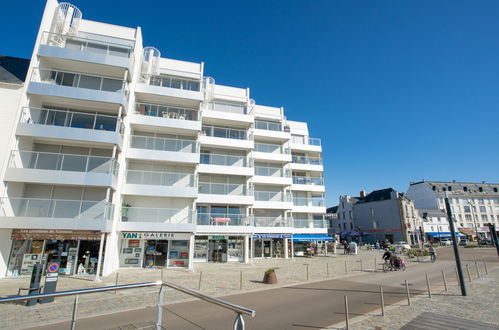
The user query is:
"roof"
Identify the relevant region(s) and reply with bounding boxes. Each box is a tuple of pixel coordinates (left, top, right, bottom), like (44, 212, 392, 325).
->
(355, 188, 398, 204)
(326, 206, 338, 213)
(410, 180, 499, 197)
(0, 55, 30, 84)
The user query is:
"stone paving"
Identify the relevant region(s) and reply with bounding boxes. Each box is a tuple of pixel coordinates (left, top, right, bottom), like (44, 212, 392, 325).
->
(346, 263, 499, 330)
(0, 249, 389, 329)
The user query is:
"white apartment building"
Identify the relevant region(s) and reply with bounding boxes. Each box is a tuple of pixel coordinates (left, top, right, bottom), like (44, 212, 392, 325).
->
(407, 180, 499, 240)
(0, 1, 327, 278)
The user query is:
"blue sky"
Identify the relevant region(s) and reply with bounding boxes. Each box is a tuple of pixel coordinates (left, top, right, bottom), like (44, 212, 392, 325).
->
(1, 1, 498, 206)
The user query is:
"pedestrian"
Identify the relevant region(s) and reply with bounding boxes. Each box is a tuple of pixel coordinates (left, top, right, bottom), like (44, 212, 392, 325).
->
(375, 240, 380, 249)
(428, 245, 436, 263)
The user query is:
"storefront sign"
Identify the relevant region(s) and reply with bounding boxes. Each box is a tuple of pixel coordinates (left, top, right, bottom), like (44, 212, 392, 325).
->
(122, 232, 191, 240)
(12, 229, 103, 241)
(252, 234, 292, 239)
(209, 235, 228, 240)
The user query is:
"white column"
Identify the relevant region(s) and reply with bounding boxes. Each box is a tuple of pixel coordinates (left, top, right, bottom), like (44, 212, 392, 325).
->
(243, 235, 250, 264)
(284, 238, 289, 259)
(94, 233, 105, 282)
(250, 236, 254, 264)
(188, 234, 195, 271)
(291, 238, 294, 260)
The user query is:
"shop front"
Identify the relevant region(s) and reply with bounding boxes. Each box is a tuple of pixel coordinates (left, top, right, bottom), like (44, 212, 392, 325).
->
(119, 232, 191, 269)
(252, 234, 292, 259)
(7, 229, 105, 277)
(292, 234, 332, 256)
(193, 235, 245, 263)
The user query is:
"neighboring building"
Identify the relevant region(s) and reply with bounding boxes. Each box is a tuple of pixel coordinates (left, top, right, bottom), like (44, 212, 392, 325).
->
(0, 1, 327, 278)
(407, 181, 499, 240)
(325, 206, 338, 230)
(352, 188, 422, 244)
(417, 209, 452, 242)
(328, 195, 358, 234)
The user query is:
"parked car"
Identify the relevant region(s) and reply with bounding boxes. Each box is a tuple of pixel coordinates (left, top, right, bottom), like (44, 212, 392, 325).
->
(440, 239, 452, 246)
(391, 241, 411, 250)
(458, 239, 469, 246)
(479, 239, 493, 246)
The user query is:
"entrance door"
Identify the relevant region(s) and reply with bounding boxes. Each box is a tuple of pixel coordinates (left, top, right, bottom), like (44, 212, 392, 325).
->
(254, 240, 263, 258)
(208, 240, 227, 262)
(263, 240, 272, 258)
(144, 240, 168, 267)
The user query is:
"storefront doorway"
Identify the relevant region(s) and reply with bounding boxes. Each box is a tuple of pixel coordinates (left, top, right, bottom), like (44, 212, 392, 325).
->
(209, 239, 227, 262)
(252, 235, 288, 258)
(144, 240, 168, 267)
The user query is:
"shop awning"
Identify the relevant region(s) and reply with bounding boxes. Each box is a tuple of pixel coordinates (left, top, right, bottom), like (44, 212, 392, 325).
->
(292, 234, 332, 242)
(426, 232, 466, 238)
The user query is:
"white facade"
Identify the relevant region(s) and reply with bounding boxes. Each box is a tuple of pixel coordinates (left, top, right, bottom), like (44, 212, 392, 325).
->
(0, 1, 327, 277)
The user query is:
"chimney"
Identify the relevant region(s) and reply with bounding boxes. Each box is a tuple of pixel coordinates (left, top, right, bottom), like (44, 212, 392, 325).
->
(359, 190, 367, 198)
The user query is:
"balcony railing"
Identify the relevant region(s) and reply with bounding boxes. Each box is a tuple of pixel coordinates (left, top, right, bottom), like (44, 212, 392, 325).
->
(292, 176, 324, 185)
(293, 197, 325, 207)
(148, 74, 200, 92)
(254, 120, 283, 132)
(135, 102, 200, 121)
(254, 217, 292, 227)
(41, 31, 134, 58)
(126, 170, 196, 187)
(200, 153, 249, 167)
(254, 167, 290, 177)
(294, 219, 328, 228)
(254, 143, 289, 154)
(20, 107, 123, 133)
(198, 183, 252, 196)
(31, 68, 128, 94)
(197, 213, 254, 226)
(121, 207, 194, 223)
(202, 125, 249, 140)
(9, 151, 118, 175)
(207, 101, 250, 115)
(0, 198, 114, 220)
(130, 135, 198, 153)
(254, 191, 291, 202)
(292, 137, 321, 146)
(291, 155, 322, 165)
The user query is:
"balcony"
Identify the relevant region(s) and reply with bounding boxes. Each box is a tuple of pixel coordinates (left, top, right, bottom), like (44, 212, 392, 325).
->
(253, 143, 291, 162)
(198, 153, 253, 176)
(253, 120, 290, 141)
(131, 102, 201, 134)
(119, 206, 195, 232)
(39, 32, 134, 76)
(291, 176, 325, 192)
(290, 137, 322, 152)
(0, 198, 113, 231)
(290, 155, 323, 172)
(123, 170, 197, 198)
(253, 167, 292, 185)
(28, 68, 128, 107)
(17, 107, 123, 147)
(292, 197, 326, 213)
(293, 219, 328, 229)
(253, 191, 293, 210)
(197, 213, 254, 226)
(254, 217, 293, 228)
(199, 125, 253, 150)
(136, 74, 203, 105)
(127, 135, 199, 164)
(5, 150, 118, 188)
(202, 101, 253, 126)
(197, 183, 254, 205)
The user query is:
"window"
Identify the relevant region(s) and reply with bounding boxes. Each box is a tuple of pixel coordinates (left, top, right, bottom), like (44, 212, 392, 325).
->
(343, 212, 346, 220)
(479, 187, 483, 192)
(342, 201, 345, 208)
(465, 214, 472, 221)
(494, 187, 498, 193)
(479, 206, 486, 213)
(463, 186, 468, 192)
(372, 220, 378, 229)
(432, 186, 436, 191)
(370, 208, 375, 217)
(463, 206, 470, 213)
(481, 214, 488, 221)
(350, 223, 353, 230)
(478, 199, 484, 204)
(448, 186, 452, 191)
(349, 210, 352, 219)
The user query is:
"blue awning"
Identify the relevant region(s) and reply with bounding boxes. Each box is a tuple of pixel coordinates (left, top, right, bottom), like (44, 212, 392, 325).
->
(292, 234, 332, 242)
(426, 232, 466, 238)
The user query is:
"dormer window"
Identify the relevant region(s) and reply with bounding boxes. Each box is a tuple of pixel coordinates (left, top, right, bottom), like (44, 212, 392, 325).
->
(463, 186, 468, 192)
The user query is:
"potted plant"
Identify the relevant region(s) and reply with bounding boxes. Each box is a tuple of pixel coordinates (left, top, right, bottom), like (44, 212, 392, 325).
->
(263, 268, 278, 284)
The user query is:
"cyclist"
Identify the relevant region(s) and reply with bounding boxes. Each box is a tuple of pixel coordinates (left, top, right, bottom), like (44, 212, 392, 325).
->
(382, 249, 392, 264)
(428, 245, 436, 262)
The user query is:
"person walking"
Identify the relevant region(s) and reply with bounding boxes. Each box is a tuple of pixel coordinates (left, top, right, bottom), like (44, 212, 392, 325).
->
(428, 245, 436, 263)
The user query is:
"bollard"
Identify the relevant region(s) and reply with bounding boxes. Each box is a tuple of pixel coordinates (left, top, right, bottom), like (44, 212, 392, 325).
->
(360, 259, 363, 272)
(466, 264, 472, 282)
(198, 271, 203, 290)
(374, 257, 377, 272)
(115, 272, 119, 295)
(442, 270, 448, 292)
(156, 286, 164, 330)
(405, 280, 411, 306)
(344, 260, 347, 274)
(240, 271, 243, 290)
(484, 259, 488, 275)
(379, 285, 385, 317)
(344, 295, 349, 330)
(70, 295, 79, 330)
(426, 274, 432, 298)
(326, 263, 329, 278)
(475, 261, 480, 278)
(455, 266, 460, 286)
(305, 264, 309, 281)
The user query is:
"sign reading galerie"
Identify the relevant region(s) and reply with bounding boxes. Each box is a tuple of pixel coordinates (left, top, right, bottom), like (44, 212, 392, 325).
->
(121, 232, 191, 240)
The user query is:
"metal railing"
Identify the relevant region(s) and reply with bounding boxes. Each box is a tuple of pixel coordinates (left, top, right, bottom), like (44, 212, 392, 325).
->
(254, 167, 290, 177)
(0, 198, 114, 220)
(254, 191, 291, 202)
(9, 150, 118, 175)
(293, 197, 326, 207)
(121, 207, 195, 224)
(149, 74, 201, 91)
(198, 183, 252, 196)
(254, 143, 289, 154)
(41, 31, 134, 58)
(293, 219, 328, 228)
(206, 101, 250, 115)
(292, 176, 324, 185)
(126, 170, 196, 187)
(291, 155, 322, 165)
(130, 135, 199, 153)
(292, 137, 321, 146)
(20, 107, 123, 133)
(0, 281, 255, 330)
(255, 217, 293, 227)
(197, 213, 254, 226)
(200, 153, 249, 167)
(254, 120, 283, 132)
(202, 125, 249, 140)
(31, 67, 128, 94)
(135, 102, 200, 121)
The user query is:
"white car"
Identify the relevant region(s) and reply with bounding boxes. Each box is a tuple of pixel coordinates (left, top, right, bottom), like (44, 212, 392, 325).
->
(440, 239, 452, 246)
(391, 241, 411, 250)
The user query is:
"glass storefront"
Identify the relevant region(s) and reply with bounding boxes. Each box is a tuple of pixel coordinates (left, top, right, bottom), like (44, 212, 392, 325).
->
(7, 229, 104, 277)
(193, 235, 245, 263)
(252, 234, 291, 258)
(119, 232, 191, 268)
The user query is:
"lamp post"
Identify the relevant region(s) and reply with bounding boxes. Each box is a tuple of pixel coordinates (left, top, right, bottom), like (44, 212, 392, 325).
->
(357, 226, 362, 246)
(468, 200, 480, 242)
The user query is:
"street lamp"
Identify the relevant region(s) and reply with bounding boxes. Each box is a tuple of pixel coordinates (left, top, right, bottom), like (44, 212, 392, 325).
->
(467, 200, 480, 242)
